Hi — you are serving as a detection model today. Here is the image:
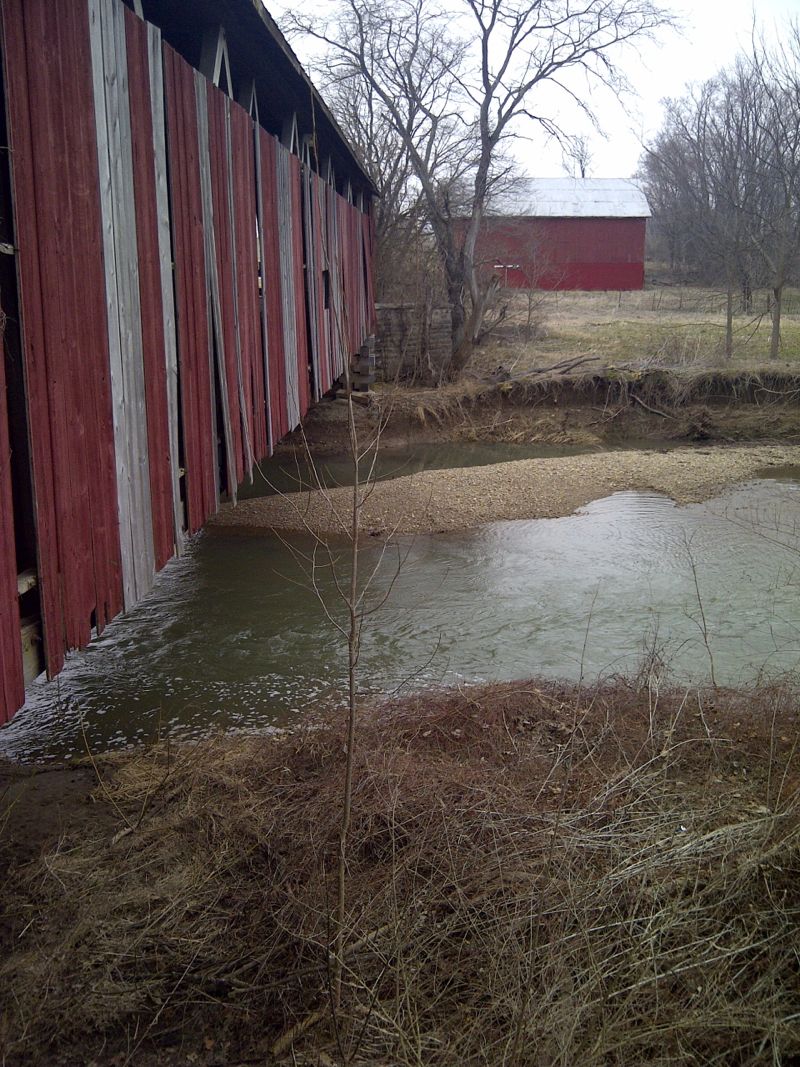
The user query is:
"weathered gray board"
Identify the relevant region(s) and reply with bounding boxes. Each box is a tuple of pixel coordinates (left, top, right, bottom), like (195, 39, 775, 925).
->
(89, 0, 156, 609)
(253, 125, 273, 456)
(194, 70, 236, 505)
(224, 99, 254, 481)
(326, 182, 346, 379)
(275, 142, 300, 427)
(147, 21, 184, 555)
(314, 175, 333, 382)
(302, 149, 321, 401)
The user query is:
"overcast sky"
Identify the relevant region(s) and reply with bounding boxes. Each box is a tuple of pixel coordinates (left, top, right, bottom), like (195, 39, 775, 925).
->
(269, 0, 798, 182)
(579, 0, 799, 179)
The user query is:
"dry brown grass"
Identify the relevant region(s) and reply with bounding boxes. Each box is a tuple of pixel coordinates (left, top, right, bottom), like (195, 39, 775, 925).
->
(2, 679, 800, 1065)
(371, 366, 800, 447)
(471, 286, 800, 375)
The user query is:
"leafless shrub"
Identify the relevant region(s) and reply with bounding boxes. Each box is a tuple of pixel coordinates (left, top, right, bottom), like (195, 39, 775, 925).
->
(1, 679, 799, 1065)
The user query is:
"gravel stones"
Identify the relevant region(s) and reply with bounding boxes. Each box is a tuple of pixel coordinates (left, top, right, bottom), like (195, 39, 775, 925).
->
(211, 444, 800, 537)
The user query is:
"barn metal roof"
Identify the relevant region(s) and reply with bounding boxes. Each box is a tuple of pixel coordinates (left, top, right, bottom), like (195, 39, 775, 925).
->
(490, 178, 651, 219)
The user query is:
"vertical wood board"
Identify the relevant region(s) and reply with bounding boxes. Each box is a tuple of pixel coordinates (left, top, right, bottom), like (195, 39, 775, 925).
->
(194, 71, 233, 505)
(147, 21, 184, 553)
(0, 337, 24, 724)
(89, 0, 156, 609)
(204, 81, 244, 491)
(3, 0, 123, 678)
(289, 153, 310, 418)
(252, 121, 273, 457)
(275, 142, 300, 428)
(164, 44, 216, 533)
(223, 97, 255, 478)
(124, 6, 179, 571)
(230, 104, 267, 462)
(262, 133, 288, 440)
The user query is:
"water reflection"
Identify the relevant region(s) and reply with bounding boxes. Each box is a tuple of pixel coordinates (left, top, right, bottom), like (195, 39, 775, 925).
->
(2, 478, 799, 762)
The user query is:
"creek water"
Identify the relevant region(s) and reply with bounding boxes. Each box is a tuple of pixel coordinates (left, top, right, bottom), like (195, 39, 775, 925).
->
(1, 463, 799, 762)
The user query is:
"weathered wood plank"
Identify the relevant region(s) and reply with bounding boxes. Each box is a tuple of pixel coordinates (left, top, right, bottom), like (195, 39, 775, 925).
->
(147, 23, 184, 553)
(258, 129, 288, 444)
(266, 133, 284, 442)
(195, 69, 235, 505)
(0, 332, 25, 723)
(164, 44, 216, 534)
(224, 98, 253, 480)
(205, 84, 243, 488)
(89, 0, 156, 609)
(230, 103, 268, 462)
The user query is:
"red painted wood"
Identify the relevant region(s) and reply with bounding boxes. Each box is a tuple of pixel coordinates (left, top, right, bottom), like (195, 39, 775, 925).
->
(362, 208, 377, 333)
(311, 172, 331, 395)
(326, 184, 344, 379)
(338, 197, 362, 358)
(124, 6, 176, 569)
(2, 0, 61, 678)
(0, 1, 377, 725)
(258, 130, 288, 444)
(289, 154, 310, 418)
(0, 335, 24, 724)
(3, 0, 122, 681)
(164, 45, 217, 533)
(206, 84, 244, 489)
(468, 216, 647, 291)
(230, 104, 267, 462)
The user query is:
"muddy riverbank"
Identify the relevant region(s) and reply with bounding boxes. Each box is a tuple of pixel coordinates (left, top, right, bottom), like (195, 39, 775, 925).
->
(214, 442, 800, 535)
(287, 367, 800, 456)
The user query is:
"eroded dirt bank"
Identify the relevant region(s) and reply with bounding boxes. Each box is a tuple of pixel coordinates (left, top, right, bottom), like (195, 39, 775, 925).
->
(288, 368, 800, 455)
(214, 442, 800, 536)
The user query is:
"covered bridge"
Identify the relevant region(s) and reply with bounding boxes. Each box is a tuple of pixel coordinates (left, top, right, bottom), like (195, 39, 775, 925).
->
(0, 0, 376, 725)
(473, 177, 650, 291)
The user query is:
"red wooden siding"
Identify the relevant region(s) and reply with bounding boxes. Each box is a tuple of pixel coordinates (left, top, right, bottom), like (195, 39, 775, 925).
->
(289, 153, 311, 418)
(3, 0, 123, 679)
(258, 130, 290, 444)
(206, 85, 245, 488)
(0, 0, 376, 727)
(304, 168, 330, 399)
(0, 340, 24, 724)
(124, 7, 176, 570)
(164, 45, 217, 534)
(326, 185, 346, 381)
(470, 216, 647, 291)
(230, 105, 268, 463)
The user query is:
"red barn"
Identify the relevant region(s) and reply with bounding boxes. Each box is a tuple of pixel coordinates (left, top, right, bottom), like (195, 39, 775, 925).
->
(473, 178, 650, 291)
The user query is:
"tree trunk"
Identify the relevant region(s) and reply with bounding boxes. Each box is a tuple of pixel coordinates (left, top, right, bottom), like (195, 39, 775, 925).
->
(446, 277, 469, 378)
(770, 284, 783, 359)
(740, 273, 752, 313)
(725, 283, 733, 359)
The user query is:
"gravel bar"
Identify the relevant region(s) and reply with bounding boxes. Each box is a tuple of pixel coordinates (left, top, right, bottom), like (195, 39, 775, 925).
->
(211, 444, 800, 536)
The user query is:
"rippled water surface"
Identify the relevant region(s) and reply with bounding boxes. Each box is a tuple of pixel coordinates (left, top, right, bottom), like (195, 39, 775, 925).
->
(2, 476, 799, 762)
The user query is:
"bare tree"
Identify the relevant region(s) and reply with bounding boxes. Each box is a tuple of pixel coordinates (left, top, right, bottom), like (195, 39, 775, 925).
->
(287, 0, 674, 377)
(320, 64, 437, 301)
(562, 133, 593, 178)
(641, 70, 760, 357)
(641, 24, 800, 359)
(745, 29, 800, 358)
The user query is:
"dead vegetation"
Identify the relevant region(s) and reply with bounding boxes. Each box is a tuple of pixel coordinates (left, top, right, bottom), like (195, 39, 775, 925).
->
(2, 678, 799, 1065)
(472, 285, 800, 372)
(359, 366, 800, 451)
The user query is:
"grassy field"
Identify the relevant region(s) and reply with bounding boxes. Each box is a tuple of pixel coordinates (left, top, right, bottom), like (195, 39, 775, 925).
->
(475, 284, 800, 375)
